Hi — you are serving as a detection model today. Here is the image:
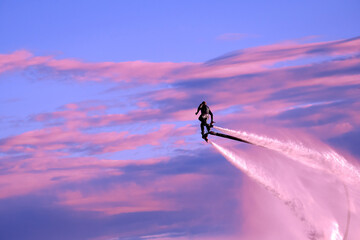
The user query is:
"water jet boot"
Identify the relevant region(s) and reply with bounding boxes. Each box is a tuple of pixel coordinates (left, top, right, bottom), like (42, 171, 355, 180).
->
(202, 133, 208, 142)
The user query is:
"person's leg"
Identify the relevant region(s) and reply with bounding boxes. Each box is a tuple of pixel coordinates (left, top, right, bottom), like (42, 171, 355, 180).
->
(206, 121, 210, 132)
(203, 116, 210, 132)
(200, 121, 208, 141)
(199, 115, 205, 135)
(202, 119, 210, 135)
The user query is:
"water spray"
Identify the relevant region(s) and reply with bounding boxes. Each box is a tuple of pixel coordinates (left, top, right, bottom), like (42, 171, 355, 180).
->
(208, 125, 359, 239)
(213, 126, 360, 184)
(210, 140, 325, 239)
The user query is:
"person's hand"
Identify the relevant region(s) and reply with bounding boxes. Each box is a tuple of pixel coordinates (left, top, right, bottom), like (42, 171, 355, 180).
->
(195, 112, 197, 115)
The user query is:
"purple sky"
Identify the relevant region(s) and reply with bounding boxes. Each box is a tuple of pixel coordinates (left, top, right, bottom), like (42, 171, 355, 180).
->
(1, 1, 360, 239)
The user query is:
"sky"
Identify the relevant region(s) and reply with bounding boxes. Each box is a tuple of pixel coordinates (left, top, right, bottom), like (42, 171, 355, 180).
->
(0, 1, 360, 239)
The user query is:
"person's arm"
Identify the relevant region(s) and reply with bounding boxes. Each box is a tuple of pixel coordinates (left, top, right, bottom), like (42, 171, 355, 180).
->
(195, 103, 202, 115)
(209, 109, 214, 122)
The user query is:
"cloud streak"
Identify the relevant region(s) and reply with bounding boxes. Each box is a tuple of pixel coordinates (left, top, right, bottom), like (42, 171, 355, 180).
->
(1, 37, 359, 84)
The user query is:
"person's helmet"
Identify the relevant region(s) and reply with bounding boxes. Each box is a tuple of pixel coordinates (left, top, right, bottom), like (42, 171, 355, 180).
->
(202, 101, 206, 105)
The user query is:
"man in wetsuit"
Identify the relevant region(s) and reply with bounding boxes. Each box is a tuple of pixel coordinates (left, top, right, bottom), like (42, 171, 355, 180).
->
(195, 101, 214, 140)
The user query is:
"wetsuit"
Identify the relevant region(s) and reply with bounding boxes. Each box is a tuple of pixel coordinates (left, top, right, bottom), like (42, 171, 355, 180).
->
(196, 103, 214, 135)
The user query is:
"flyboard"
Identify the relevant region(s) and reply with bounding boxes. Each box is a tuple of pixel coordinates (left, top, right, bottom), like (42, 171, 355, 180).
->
(202, 123, 252, 145)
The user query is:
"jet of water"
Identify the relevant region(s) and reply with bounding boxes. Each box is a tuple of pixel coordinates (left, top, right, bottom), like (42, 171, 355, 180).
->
(210, 140, 325, 239)
(214, 126, 360, 184)
(209, 126, 360, 239)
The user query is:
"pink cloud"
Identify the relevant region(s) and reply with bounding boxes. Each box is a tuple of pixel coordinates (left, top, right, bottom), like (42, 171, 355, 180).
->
(33, 105, 165, 129)
(216, 33, 249, 41)
(0, 164, 108, 199)
(0, 50, 191, 82)
(1, 37, 359, 84)
(32, 101, 201, 130)
(57, 184, 173, 215)
(0, 50, 51, 73)
(0, 154, 169, 199)
(0, 124, 181, 155)
(147, 89, 189, 101)
(45, 58, 193, 82)
(136, 101, 150, 108)
(56, 173, 208, 215)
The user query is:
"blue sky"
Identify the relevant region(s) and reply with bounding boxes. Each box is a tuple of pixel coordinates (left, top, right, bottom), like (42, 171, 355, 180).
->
(1, 0, 359, 62)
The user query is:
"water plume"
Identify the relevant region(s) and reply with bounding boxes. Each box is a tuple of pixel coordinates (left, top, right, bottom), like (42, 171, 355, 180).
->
(214, 126, 360, 184)
(209, 127, 360, 239)
(211, 140, 324, 239)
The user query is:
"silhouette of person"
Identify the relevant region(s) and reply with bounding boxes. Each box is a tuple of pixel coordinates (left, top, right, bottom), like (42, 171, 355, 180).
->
(195, 101, 214, 138)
